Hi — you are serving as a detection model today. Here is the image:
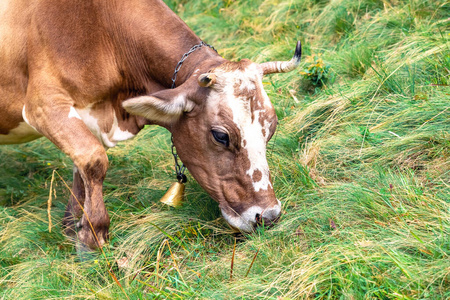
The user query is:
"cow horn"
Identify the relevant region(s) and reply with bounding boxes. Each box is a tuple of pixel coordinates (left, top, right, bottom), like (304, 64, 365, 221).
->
(260, 41, 302, 75)
(198, 73, 216, 87)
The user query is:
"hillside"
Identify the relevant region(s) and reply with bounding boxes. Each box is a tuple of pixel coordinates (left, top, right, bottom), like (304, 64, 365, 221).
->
(1, 0, 449, 298)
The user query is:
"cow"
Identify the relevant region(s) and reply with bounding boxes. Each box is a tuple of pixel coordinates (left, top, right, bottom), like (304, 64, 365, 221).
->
(0, 0, 301, 250)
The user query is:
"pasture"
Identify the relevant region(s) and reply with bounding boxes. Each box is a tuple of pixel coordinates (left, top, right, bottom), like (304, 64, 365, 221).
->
(1, 0, 449, 298)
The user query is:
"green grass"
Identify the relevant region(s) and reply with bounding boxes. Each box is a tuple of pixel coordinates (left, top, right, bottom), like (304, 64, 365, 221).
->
(1, 0, 449, 299)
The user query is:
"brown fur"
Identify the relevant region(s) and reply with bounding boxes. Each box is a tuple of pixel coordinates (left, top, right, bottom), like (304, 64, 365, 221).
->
(0, 0, 284, 248)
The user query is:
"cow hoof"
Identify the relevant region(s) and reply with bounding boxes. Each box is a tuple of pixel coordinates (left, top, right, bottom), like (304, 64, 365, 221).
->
(63, 225, 78, 239)
(62, 217, 78, 237)
(77, 227, 108, 249)
(75, 241, 96, 261)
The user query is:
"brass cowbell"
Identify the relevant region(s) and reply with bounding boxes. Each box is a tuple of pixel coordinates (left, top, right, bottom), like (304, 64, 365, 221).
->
(160, 181, 185, 207)
(162, 136, 187, 207)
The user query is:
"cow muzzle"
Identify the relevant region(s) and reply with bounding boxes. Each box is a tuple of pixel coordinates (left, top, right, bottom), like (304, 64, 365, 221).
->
(220, 199, 281, 233)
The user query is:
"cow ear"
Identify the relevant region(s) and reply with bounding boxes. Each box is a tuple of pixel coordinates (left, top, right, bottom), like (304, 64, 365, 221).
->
(123, 89, 195, 124)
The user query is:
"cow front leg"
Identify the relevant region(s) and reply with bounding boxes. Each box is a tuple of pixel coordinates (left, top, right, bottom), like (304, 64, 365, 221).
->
(63, 166, 85, 237)
(23, 101, 110, 250)
(76, 152, 110, 249)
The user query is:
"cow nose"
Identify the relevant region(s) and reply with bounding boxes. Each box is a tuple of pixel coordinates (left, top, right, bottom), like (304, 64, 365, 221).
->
(255, 212, 280, 228)
(220, 200, 282, 232)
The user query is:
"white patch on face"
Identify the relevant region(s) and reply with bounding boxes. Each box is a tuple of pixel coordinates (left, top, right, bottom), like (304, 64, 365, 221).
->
(220, 199, 281, 232)
(243, 109, 273, 192)
(208, 63, 274, 192)
(259, 89, 274, 140)
(75, 105, 135, 148)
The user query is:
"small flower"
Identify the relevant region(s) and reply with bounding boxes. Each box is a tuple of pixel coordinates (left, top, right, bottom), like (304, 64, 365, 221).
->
(329, 219, 337, 230)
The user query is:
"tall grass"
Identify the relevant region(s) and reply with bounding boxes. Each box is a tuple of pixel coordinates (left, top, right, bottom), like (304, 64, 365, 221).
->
(1, 0, 449, 298)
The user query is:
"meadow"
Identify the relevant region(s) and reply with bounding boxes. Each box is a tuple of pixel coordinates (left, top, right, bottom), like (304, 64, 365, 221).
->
(1, 0, 449, 298)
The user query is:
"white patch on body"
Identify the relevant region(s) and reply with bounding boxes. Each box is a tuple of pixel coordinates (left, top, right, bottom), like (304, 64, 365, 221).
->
(22, 105, 38, 131)
(74, 105, 136, 148)
(109, 114, 136, 145)
(68, 106, 82, 120)
(221, 199, 281, 232)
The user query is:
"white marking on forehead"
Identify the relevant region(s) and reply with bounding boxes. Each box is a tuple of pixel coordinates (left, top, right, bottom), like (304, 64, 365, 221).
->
(243, 114, 272, 192)
(208, 64, 274, 192)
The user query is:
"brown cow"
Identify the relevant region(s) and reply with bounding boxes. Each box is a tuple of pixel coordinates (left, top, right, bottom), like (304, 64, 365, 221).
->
(0, 0, 301, 249)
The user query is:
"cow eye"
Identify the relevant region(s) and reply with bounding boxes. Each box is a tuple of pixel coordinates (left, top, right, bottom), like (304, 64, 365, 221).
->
(211, 130, 230, 147)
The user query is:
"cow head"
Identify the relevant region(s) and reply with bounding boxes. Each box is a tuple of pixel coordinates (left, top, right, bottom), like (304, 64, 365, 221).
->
(124, 42, 301, 232)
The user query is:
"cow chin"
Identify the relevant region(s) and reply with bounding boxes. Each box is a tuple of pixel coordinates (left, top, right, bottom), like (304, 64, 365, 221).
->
(220, 199, 282, 233)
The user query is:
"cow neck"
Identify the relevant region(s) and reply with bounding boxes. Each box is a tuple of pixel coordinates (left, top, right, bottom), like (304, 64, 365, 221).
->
(167, 44, 224, 90)
(170, 41, 218, 89)
(107, 0, 224, 90)
(167, 43, 222, 185)
(168, 42, 217, 184)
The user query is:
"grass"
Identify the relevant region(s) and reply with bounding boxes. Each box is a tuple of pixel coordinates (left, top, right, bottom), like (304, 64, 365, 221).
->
(1, 0, 449, 298)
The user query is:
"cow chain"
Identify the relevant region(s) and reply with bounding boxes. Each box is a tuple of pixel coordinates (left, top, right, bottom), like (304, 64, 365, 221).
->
(171, 41, 217, 89)
(170, 41, 218, 183)
(171, 136, 187, 183)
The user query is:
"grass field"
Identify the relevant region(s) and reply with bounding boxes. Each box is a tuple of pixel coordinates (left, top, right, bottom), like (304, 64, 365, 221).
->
(1, 0, 449, 299)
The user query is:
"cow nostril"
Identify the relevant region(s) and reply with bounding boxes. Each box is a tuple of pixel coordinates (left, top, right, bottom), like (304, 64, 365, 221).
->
(255, 214, 280, 229)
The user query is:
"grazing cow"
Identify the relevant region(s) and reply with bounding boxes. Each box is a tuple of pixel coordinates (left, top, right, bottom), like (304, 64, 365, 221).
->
(0, 0, 301, 249)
